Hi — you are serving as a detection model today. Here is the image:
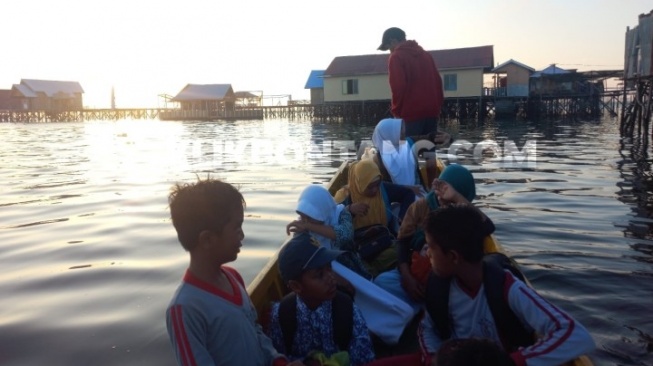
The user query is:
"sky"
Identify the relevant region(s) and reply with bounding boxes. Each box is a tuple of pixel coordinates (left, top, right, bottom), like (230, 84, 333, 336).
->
(2, 0, 651, 108)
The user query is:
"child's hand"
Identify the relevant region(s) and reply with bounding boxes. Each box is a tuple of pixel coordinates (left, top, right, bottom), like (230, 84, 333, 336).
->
(286, 220, 307, 235)
(432, 179, 464, 206)
(349, 202, 369, 216)
(408, 184, 423, 196)
(400, 272, 425, 301)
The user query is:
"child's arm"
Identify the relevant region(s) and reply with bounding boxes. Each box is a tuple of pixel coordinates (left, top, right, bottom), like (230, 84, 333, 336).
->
(333, 208, 354, 248)
(347, 305, 376, 365)
(382, 181, 416, 220)
(417, 310, 444, 365)
(505, 274, 595, 366)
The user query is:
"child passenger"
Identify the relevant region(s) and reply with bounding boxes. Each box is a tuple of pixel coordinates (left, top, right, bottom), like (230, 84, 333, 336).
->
(165, 178, 301, 366)
(287, 184, 371, 279)
(419, 205, 595, 366)
(374, 164, 494, 313)
(335, 159, 414, 276)
(371, 118, 427, 195)
(266, 232, 375, 366)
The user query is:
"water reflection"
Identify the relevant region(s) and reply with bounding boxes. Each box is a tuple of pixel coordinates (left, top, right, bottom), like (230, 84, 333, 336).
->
(0, 118, 652, 366)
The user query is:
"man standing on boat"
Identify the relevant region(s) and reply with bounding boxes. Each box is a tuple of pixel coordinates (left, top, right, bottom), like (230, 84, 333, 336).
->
(378, 27, 444, 144)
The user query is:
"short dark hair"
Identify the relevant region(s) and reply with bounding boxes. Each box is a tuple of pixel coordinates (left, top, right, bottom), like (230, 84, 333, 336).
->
(168, 177, 244, 251)
(437, 338, 513, 366)
(423, 204, 485, 263)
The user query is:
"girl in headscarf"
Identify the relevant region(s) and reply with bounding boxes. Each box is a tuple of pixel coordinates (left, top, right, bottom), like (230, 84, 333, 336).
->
(373, 164, 495, 313)
(335, 159, 414, 276)
(372, 118, 427, 196)
(287, 184, 371, 279)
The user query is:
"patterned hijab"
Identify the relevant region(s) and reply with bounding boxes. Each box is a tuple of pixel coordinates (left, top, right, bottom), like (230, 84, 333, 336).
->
(295, 184, 344, 249)
(347, 159, 387, 229)
(372, 118, 417, 186)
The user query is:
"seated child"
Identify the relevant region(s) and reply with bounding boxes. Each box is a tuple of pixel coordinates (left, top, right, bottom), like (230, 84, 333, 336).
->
(371, 118, 427, 195)
(267, 232, 375, 366)
(418, 205, 595, 366)
(287, 184, 371, 279)
(165, 178, 298, 366)
(374, 164, 494, 313)
(335, 159, 414, 276)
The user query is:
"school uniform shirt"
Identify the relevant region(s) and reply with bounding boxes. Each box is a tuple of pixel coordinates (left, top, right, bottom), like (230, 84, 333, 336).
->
(418, 271, 595, 366)
(166, 266, 284, 366)
(267, 295, 375, 366)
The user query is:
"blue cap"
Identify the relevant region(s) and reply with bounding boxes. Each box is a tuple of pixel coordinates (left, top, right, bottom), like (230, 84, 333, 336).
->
(278, 232, 343, 283)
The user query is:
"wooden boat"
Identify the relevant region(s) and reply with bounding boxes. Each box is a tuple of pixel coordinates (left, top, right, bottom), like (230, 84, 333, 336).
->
(246, 160, 593, 366)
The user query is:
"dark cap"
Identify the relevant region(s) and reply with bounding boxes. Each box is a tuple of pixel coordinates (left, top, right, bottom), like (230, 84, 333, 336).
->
(378, 27, 406, 51)
(278, 232, 343, 283)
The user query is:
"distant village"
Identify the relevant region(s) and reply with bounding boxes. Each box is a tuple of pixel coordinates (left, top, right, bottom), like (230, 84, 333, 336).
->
(1, 9, 651, 123)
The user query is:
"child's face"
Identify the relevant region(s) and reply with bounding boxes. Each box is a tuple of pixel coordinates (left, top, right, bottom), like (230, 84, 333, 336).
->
(298, 212, 323, 225)
(363, 178, 381, 197)
(209, 205, 245, 263)
(296, 264, 338, 303)
(425, 232, 454, 278)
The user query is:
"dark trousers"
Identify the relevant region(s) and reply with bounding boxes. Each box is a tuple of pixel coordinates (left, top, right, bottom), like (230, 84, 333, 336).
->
(404, 117, 438, 139)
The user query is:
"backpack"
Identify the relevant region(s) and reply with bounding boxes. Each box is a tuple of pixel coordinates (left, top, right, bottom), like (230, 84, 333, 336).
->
(278, 291, 354, 354)
(425, 252, 533, 352)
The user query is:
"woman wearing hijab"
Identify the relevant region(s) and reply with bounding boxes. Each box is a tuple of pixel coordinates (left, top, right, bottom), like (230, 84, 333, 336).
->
(335, 159, 414, 276)
(372, 118, 428, 197)
(373, 164, 495, 313)
(287, 184, 371, 279)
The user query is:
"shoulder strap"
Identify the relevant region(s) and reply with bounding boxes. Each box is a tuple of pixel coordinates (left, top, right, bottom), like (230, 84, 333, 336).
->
(379, 184, 394, 228)
(425, 271, 452, 340)
(331, 291, 354, 351)
(482, 253, 532, 351)
(278, 293, 298, 354)
(425, 192, 439, 211)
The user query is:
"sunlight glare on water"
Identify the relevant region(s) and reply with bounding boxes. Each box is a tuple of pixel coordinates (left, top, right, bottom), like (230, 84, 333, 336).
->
(0, 117, 651, 366)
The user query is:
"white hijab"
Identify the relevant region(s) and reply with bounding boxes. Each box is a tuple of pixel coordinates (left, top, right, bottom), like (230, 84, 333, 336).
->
(295, 184, 344, 249)
(372, 118, 417, 186)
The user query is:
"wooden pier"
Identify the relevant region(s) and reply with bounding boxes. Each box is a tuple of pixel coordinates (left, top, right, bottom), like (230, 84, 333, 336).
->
(0, 91, 625, 123)
(0, 108, 167, 122)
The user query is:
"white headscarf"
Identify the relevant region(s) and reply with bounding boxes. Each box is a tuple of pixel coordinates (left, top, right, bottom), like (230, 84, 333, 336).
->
(295, 184, 344, 249)
(372, 118, 418, 186)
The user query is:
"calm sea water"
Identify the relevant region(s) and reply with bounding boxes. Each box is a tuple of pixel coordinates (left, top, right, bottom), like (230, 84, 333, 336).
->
(0, 117, 651, 366)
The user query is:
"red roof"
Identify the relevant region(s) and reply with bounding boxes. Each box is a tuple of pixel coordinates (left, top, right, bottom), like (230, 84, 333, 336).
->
(324, 45, 494, 77)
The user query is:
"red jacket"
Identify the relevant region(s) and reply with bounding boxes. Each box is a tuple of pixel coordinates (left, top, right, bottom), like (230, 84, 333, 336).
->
(388, 40, 444, 122)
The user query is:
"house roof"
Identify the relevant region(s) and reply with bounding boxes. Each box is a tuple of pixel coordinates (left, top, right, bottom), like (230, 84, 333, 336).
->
(234, 91, 260, 99)
(12, 84, 37, 98)
(531, 64, 573, 78)
(491, 59, 535, 73)
(19, 79, 84, 97)
(324, 45, 494, 77)
(171, 84, 234, 101)
(305, 70, 325, 89)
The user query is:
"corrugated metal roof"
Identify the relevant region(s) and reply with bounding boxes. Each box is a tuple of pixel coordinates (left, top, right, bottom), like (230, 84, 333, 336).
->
(20, 79, 84, 97)
(171, 84, 234, 101)
(491, 59, 535, 73)
(234, 91, 259, 99)
(324, 45, 494, 77)
(530, 64, 572, 78)
(12, 83, 37, 98)
(304, 70, 325, 89)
